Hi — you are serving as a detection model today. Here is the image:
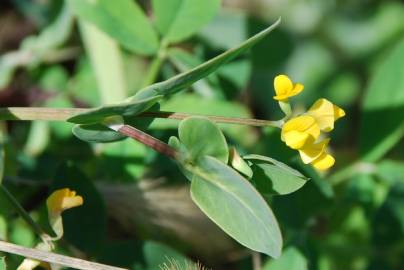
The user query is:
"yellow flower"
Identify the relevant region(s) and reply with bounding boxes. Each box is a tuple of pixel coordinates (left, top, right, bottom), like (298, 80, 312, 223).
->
(46, 188, 83, 216)
(307, 98, 345, 132)
(298, 139, 335, 171)
(273, 74, 304, 101)
(281, 115, 320, 149)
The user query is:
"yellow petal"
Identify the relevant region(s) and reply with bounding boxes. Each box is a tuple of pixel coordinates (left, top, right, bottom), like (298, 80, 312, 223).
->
(290, 83, 304, 96)
(274, 74, 293, 96)
(308, 98, 337, 132)
(47, 188, 83, 216)
(311, 153, 335, 170)
(334, 104, 345, 120)
(282, 130, 312, 149)
(298, 138, 330, 164)
(282, 116, 320, 149)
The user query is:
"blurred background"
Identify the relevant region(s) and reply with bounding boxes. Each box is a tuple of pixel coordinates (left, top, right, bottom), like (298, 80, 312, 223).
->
(0, 0, 404, 269)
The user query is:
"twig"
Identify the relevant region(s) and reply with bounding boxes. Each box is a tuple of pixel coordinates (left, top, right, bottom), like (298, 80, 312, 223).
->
(0, 107, 282, 127)
(0, 240, 127, 270)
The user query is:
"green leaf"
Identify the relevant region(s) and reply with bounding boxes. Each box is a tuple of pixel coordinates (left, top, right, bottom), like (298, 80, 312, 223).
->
(68, 0, 159, 55)
(242, 155, 308, 195)
(244, 154, 307, 179)
(133, 18, 280, 101)
(189, 156, 282, 257)
(152, 0, 220, 43)
(360, 38, 404, 161)
(79, 20, 127, 104)
(67, 19, 280, 124)
(68, 95, 162, 124)
(21, 3, 74, 53)
(72, 124, 126, 143)
(179, 117, 228, 163)
(52, 162, 107, 254)
(263, 247, 308, 270)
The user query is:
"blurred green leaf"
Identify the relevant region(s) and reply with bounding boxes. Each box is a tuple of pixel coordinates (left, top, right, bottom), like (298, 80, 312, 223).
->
(79, 20, 127, 104)
(152, 0, 220, 43)
(143, 241, 191, 270)
(200, 10, 247, 49)
(68, 0, 158, 55)
(263, 247, 307, 270)
(52, 162, 107, 254)
(0, 257, 5, 270)
(21, 3, 74, 53)
(0, 3, 73, 89)
(9, 220, 35, 247)
(376, 160, 404, 184)
(189, 156, 282, 258)
(39, 65, 69, 93)
(326, 2, 404, 58)
(360, 38, 404, 161)
(179, 117, 228, 163)
(23, 121, 50, 157)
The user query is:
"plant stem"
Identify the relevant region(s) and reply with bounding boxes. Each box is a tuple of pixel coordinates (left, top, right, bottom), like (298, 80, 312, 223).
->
(0, 240, 127, 270)
(0, 185, 50, 244)
(0, 107, 283, 128)
(117, 125, 178, 159)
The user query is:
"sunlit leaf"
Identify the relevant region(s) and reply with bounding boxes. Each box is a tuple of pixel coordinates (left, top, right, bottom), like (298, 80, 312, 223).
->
(189, 156, 282, 258)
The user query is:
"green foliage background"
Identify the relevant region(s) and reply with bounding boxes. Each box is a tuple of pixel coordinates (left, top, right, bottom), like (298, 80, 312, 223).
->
(0, 0, 404, 269)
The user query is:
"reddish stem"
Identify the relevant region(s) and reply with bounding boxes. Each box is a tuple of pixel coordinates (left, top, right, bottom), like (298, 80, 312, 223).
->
(117, 125, 178, 159)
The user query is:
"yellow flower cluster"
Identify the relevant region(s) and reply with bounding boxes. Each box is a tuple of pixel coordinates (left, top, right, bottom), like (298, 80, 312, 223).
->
(46, 188, 83, 216)
(273, 75, 345, 170)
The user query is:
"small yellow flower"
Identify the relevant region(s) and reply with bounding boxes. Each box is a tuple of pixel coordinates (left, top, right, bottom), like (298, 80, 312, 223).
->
(311, 152, 335, 170)
(307, 98, 345, 132)
(46, 188, 83, 216)
(281, 115, 320, 149)
(273, 74, 304, 101)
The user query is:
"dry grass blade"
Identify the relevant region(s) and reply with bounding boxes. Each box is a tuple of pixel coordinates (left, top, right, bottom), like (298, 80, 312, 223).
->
(0, 240, 127, 270)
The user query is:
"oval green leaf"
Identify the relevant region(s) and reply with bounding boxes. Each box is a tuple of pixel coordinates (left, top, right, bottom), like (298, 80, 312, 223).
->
(152, 0, 220, 43)
(190, 156, 282, 258)
(68, 0, 159, 55)
(179, 117, 228, 163)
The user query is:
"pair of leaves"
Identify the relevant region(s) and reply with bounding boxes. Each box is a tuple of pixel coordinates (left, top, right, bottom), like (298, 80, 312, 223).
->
(69, 19, 280, 143)
(68, 0, 220, 55)
(170, 117, 282, 258)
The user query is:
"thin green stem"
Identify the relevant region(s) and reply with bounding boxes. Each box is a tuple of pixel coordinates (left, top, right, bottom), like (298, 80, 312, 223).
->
(0, 107, 283, 128)
(0, 185, 50, 244)
(141, 40, 168, 87)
